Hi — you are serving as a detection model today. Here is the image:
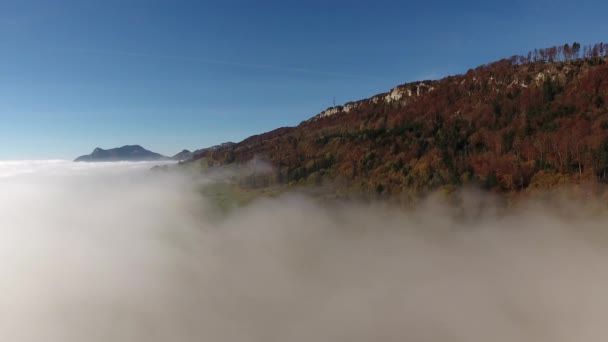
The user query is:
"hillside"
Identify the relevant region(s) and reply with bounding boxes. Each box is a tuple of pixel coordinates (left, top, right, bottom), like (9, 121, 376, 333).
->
(187, 43, 608, 195)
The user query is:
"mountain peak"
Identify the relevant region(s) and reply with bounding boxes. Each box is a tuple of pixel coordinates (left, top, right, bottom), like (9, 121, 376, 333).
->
(75, 145, 168, 162)
(172, 149, 194, 161)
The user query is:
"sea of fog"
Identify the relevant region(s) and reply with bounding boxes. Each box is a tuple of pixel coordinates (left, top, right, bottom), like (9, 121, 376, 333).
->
(1, 160, 608, 341)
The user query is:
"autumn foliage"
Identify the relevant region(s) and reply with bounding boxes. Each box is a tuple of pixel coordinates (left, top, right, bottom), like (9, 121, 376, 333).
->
(191, 43, 608, 194)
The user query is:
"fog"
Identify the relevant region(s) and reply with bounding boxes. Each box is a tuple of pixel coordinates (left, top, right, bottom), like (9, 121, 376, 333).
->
(2, 160, 608, 341)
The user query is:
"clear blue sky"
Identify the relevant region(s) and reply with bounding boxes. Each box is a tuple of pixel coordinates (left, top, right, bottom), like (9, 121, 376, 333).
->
(1, 0, 607, 159)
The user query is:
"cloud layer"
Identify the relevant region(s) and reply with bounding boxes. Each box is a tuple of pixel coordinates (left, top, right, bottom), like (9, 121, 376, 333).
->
(1, 160, 608, 341)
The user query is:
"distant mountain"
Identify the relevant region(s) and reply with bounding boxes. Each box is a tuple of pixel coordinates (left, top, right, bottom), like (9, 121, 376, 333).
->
(75, 145, 169, 162)
(192, 142, 236, 159)
(172, 149, 193, 161)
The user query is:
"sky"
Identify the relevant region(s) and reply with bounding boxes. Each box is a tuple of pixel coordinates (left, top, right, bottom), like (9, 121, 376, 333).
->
(1, 0, 607, 160)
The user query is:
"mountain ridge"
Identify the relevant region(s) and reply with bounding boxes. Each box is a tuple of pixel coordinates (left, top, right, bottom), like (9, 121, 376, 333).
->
(186, 42, 608, 195)
(75, 145, 170, 162)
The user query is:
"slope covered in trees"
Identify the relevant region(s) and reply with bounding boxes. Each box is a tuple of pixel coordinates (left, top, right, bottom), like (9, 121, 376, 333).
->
(189, 43, 608, 195)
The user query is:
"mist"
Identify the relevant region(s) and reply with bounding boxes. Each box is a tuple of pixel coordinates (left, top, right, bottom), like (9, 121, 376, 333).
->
(2, 160, 608, 341)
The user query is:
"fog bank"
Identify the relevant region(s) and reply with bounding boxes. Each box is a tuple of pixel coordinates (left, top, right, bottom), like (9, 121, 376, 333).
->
(1, 160, 608, 341)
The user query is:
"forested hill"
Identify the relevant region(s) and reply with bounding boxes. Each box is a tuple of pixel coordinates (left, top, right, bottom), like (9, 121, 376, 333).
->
(189, 42, 608, 194)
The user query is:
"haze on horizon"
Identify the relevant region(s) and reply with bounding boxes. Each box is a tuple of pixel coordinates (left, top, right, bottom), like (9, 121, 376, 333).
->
(2, 0, 608, 160)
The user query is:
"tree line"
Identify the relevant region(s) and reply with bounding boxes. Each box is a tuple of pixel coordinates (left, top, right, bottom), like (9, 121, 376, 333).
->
(507, 42, 608, 65)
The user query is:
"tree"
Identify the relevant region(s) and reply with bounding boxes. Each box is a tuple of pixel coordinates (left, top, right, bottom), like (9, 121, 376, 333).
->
(600, 139, 608, 181)
(572, 42, 581, 59)
(539, 48, 547, 62)
(563, 43, 571, 60)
